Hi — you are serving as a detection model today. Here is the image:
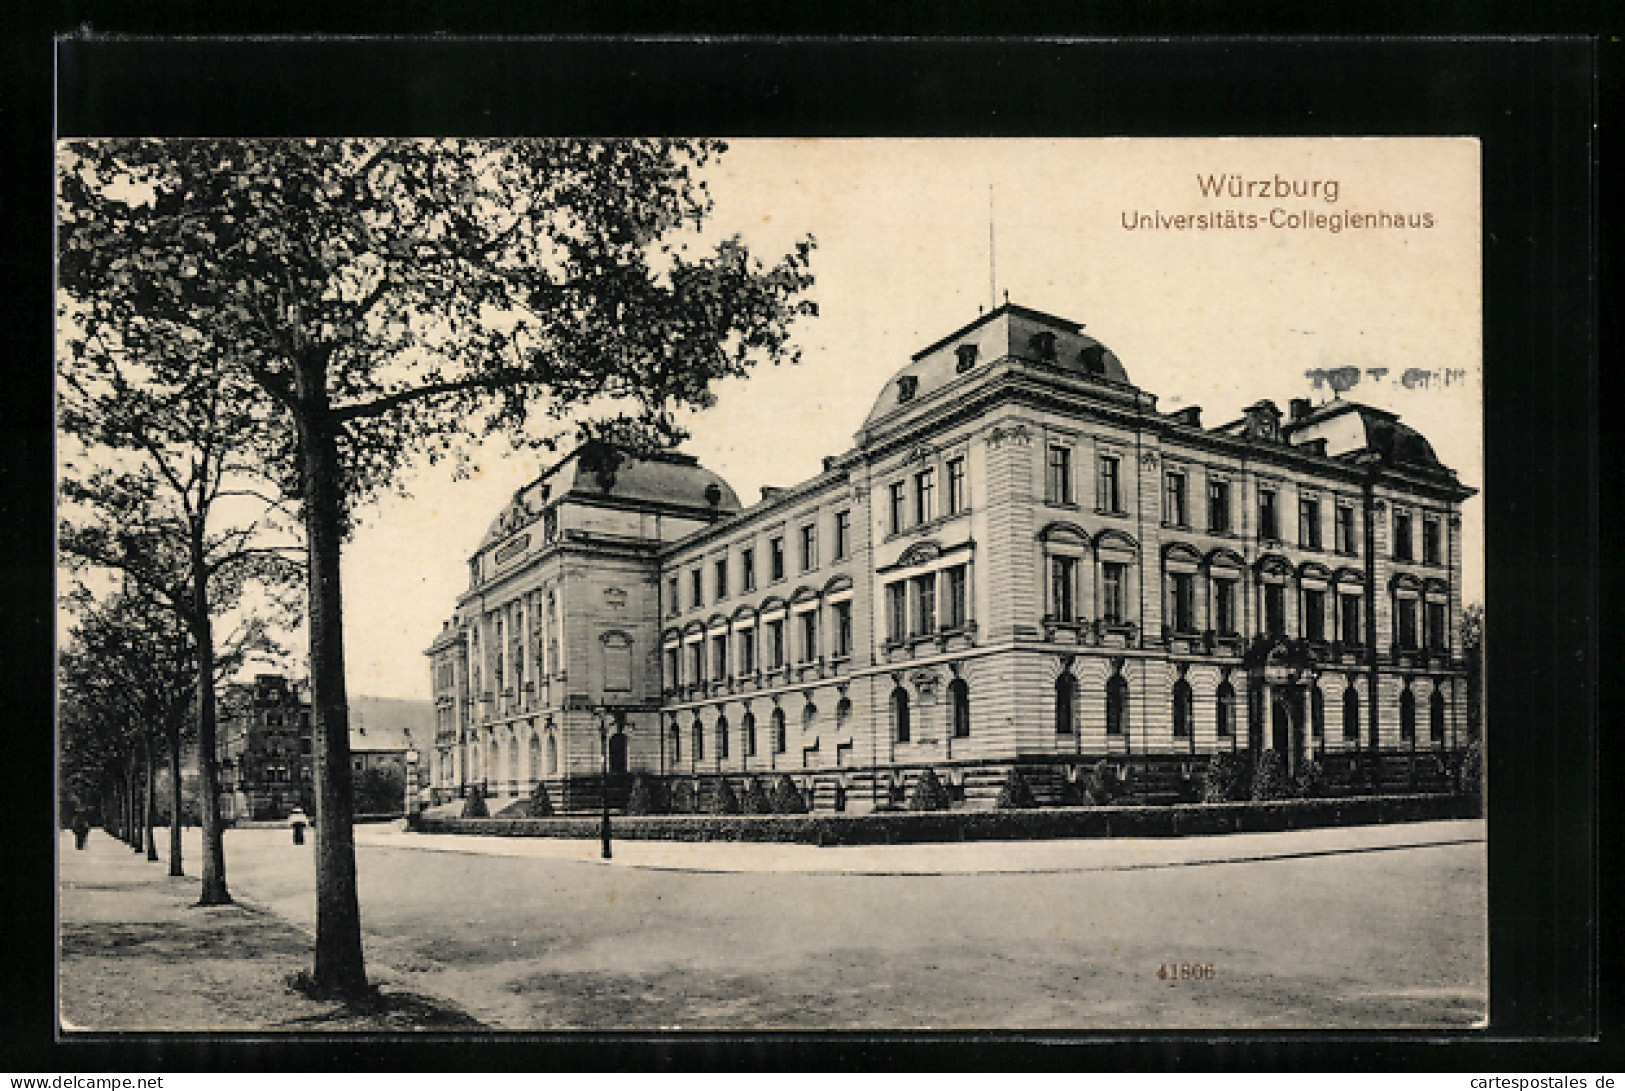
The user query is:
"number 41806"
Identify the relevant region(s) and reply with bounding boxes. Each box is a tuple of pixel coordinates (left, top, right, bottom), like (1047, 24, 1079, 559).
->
(1157, 963, 1215, 981)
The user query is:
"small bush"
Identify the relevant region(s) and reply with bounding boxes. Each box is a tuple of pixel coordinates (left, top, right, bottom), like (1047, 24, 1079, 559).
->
(995, 767, 1036, 810)
(709, 778, 741, 815)
(1249, 751, 1289, 801)
(742, 777, 773, 815)
(461, 786, 489, 819)
(625, 776, 659, 816)
(1294, 758, 1327, 799)
(770, 774, 808, 814)
(908, 768, 951, 811)
(668, 779, 697, 814)
(1082, 759, 1118, 806)
(1457, 740, 1483, 796)
(528, 781, 555, 817)
(1057, 774, 1085, 807)
(1200, 752, 1245, 803)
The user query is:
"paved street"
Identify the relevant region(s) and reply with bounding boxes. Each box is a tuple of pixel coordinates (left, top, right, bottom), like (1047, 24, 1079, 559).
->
(180, 820, 1487, 1031)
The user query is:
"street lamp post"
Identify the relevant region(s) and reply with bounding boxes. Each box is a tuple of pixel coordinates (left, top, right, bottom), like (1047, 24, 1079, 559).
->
(597, 711, 612, 859)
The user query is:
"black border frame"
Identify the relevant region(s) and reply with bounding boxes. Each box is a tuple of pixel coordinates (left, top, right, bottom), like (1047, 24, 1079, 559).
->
(5, 29, 1607, 1071)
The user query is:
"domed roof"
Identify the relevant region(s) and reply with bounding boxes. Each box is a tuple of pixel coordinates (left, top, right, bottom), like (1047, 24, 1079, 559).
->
(863, 304, 1131, 429)
(477, 441, 740, 550)
(1284, 401, 1452, 476)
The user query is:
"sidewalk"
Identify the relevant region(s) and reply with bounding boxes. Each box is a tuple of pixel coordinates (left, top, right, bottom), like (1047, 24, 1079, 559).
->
(358, 816, 1486, 874)
(57, 829, 486, 1032)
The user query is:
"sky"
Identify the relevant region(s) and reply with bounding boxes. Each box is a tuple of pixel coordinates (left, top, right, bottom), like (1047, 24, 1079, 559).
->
(335, 138, 1484, 701)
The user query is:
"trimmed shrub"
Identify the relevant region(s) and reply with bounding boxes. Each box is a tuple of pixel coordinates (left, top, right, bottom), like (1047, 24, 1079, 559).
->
(1249, 750, 1289, 801)
(908, 768, 951, 811)
(770, 774, 808, 814)
(1082, 760, 1118, 806)
(742, 777, 773, 815)
(528, 781, 555, 817)
(995, 767, 1036, 810)
(1294, 758, 1327, 799)
(461, 785, 489, 819)
(625, 776, 659, 816)
(1456, 739, 1483, 796)
(1057, 774, 1085, 807)
(709, 778, 741, 815)
(668, 779, 697, 815)
(1200, 752, 1246, 803)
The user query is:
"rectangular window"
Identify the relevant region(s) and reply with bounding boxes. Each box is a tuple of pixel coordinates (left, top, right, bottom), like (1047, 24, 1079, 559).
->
(1165, 472, 1188, 527)
(832, 601, 852, 658)
(1340, 592, 1362, 645)
(946, 458, 966, 515)
(770, 537, 786, 581)
(1336, 505, 1358, 554)
(886, 582, 908, 644)
(1098, 454, 1122, 513)
(911, 572, 937, 636)
(1208, 479, 1231, 533)
(1423, 517, 1442, 564)
(888, 481, 908, 535)
(667, 576, 680, 614)
(833, 510, 851, 560)
(1393, 510, 1414, 561)
(1299, 497, 1322, 549)
(1101, 561, 1126, 624)
(741, 547, 755, 592)
(1259, 488, 1279, 541)
(800, 523, 818, 571)
(799, 611, 818, 663)
(943, 564, 968, 629)
(739, 628, 757, 674)
(1426, 601, 1447, 650)
(1214, 579, 1237, 635)
(688, 643, 703, 684)
(714, 557, 728, 601)
(1047, 445, 1073, 505)
(914, 469, 936, 525)
(1264, 583, 1286, 637)
(711, 633, 728, 681)
(767, 618, 786, 668)
(690, 569, 703, 610)
(664, 647, 679, 686)
(1396, 598, 1418, 650)
(1170, 571, 1195, 632)
(1051, 556, 1077, 621)
(1303, 588, 1326, 643)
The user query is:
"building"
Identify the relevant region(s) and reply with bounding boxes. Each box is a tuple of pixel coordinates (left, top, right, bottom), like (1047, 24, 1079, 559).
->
(426, 303, 1476, 812)
(216, 674, 432, 820)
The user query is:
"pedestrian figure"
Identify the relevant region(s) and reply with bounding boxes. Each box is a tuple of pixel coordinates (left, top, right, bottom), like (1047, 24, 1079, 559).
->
(289, 808, 307, 846)
(72, 811, 90, 850)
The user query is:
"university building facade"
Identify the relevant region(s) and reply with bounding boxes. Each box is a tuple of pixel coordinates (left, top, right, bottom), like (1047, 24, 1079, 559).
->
(425, 304, 1475, 811)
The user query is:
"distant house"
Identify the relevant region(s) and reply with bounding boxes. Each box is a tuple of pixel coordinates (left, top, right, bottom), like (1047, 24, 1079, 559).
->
(348, 695, 435, 813)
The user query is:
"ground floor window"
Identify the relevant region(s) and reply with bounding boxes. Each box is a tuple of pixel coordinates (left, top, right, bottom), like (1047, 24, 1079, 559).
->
(892, 687, 911, 743)
(1400, 688, 1416, 741)
(1054, 672, 1076, 735)
(1342, 688, 1359, 741)
(1106, 672, 1129, 735)
(772, 707, 787, 753)
(1430, 687, 1446, 743)
(1216, 680, 1236, 737)
(951, 678, 971, 738)
(1172, 677, 1193, 737)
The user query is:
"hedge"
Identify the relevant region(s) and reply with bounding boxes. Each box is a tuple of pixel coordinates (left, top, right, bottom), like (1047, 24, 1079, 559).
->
(412, 792, 1478, 846)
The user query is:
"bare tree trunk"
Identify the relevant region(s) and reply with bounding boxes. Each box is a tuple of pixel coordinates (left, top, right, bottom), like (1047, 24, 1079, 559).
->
(127, 759, 142, 852)
(143, 731, 159, 861)
(296, 379, 368, 999)
(190, 526, 231, 905)
(166, 713, 185, 876)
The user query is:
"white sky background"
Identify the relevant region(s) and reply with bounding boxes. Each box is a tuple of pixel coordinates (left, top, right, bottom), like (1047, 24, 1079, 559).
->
(342, 138, 1484, 701)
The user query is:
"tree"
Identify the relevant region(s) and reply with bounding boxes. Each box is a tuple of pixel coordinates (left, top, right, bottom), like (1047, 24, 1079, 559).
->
(57, 307, 303, 904)
(1461, 602, 1483, 741)
(59, 138, 815, 999)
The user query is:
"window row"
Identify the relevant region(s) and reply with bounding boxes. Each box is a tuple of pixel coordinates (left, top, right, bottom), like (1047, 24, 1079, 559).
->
(665, 601, 856, 687)
(669, 510, 854, 614)
(883, 563, 972, 645)
(889, 679, 972, 744)
(885, 456, 968, 537)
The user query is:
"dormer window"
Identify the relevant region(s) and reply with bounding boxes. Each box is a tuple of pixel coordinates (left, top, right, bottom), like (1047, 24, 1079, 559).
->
(897, 375, 919, 403)
(1079, 344, 1107, 375)
(954, 344, 979, 373)
(1028, 331, 1057, 361)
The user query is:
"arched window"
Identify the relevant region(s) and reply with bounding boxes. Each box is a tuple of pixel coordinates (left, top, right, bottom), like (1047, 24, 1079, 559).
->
(716, 714, 730, 760)
(1106, 673, 1129, 735)
(1430, 687, 1446, 744)
(693, 718, 705, 762)
(1216, 680, 1236, 738)
(1342, 687, 1360, 741)
(1054, 672, 1076, 735)
(545, 733, 558, 775)
(891, 687, 911, 743)
(1310, 687, 1326, 739)
(1400, 688, 1417, 741)
(527, 733, 540, 786)
(1172, 677, 1193, 738)
(667, 721, 680, 765)
(743, 711, 757, 758)
(802, 703, 818, 736)
(771, 707, 787, 753)
(950, 678, 971, 738)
